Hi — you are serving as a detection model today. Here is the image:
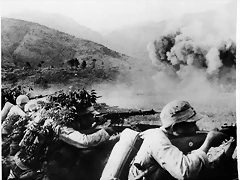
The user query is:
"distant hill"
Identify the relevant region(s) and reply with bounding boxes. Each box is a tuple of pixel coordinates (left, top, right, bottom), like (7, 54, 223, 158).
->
(1, 17, 129, 70)
(4, 11, 107, 46)
(104, 21, 167, 59)
(1, 17, 156, 88)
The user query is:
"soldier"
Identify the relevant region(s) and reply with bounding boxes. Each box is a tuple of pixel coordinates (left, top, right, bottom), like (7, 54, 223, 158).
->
(46, 105, 117, 148)
(2, 95, 30, 142)
(6, 90, 117, 180)
(1, 95, 31, 180)
(128, 100, 228, 180)
(1, 95, 29, 122)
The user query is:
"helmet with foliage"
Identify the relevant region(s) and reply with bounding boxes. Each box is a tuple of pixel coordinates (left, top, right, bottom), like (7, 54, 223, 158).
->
(40, 87, 100, 126)
(24, 101, 41, 113)
(160, 100, 202, 128)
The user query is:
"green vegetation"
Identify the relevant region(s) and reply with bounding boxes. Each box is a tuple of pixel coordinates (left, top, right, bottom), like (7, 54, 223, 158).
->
(2, 66, 121, 90)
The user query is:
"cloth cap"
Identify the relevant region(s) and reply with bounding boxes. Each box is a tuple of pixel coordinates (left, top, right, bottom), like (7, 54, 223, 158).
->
(16, 95, 30, 105)
(77, 106, 100, 116)
(24, 102, 40, 112)
(160, 100, 202, 128)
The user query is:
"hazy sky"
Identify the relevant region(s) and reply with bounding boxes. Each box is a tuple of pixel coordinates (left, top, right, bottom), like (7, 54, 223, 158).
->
(1, 0, 236, 32)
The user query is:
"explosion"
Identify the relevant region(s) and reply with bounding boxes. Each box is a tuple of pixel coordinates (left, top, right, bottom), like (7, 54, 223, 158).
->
(147, 1, 236, 88)
(148, 33, 236, 83)
(146, 2, 236, 109)
(90, 2, 236, 110)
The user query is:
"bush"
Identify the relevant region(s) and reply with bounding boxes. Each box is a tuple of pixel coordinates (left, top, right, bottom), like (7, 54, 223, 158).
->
(34, 76, 49, 89)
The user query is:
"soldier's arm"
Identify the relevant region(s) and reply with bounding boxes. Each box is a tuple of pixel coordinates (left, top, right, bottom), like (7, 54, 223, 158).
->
(149, 136, 209, 180)
(1, 102, 14, 122)
(58, 126, 111, 148)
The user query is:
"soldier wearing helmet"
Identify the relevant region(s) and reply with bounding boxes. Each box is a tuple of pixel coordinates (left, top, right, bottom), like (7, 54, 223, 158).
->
(1, 95, 30, 135)
(1, 94, 31, 175)
(16, 95, 30, 111)
(128, 100, 228, 180)
(1, 95, 30, 122)
(160, 100, 202, 137)
(5, 89, 118, 180)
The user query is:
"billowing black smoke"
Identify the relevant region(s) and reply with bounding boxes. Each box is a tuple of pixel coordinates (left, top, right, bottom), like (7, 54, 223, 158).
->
(146, 3, 236, 109)
(148, 31, 236, 85)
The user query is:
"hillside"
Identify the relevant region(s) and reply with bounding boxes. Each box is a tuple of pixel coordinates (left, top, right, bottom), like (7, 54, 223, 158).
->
(1, 17, 129, 70)
(1, 17, 156, 89)
(4, 11, 107, 46)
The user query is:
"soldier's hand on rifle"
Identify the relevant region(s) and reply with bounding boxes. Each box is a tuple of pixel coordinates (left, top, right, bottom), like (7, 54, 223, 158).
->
(94, 115, 105, 124)
(104, 126, 124, 136)
(104, 127, 117, 136)
(199, 130, 228, 153)
(205, 130, 229, 148)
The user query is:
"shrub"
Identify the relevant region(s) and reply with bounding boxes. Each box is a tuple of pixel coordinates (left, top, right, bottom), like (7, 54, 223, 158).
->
(34, 76, 49, 89)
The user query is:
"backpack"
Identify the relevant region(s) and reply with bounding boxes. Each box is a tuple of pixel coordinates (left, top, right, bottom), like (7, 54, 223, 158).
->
(100, 128, 143, 180)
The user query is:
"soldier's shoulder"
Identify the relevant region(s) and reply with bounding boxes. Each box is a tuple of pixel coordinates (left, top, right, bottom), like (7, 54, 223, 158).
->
(141, 128, 164, 139)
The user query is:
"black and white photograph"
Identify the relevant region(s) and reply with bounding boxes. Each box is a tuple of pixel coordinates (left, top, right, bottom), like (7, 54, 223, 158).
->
(1, 0, 238, 180)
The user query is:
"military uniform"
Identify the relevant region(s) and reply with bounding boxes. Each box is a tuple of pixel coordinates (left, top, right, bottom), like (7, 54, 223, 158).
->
(128, 100, 234, 180)
(6, 103, 113, 180)
(129, 127, 208, 180)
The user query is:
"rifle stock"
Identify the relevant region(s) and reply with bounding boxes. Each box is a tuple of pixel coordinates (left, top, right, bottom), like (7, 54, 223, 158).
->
(171, 131, 207, 154)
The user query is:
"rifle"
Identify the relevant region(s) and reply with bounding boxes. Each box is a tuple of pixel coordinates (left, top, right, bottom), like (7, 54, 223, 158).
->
(94, 109, 160, 127)
(132, 124, 237, 180)
(29, 94, 49, 100)
(29, 90, 64, 100)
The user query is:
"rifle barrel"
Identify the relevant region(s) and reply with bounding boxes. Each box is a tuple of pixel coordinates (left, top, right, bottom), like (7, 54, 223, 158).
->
(98, 109, 160, 120)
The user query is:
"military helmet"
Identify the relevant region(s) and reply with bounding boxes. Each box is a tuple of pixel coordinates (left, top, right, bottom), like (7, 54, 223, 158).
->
(16, 95, 30, 106)
(160, 100, 202, 128)
(24, 101, 40, 112)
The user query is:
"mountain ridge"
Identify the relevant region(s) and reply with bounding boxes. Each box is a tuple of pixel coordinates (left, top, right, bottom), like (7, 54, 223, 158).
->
(1, 17, 129, 70)
(4, 11, 107, 45)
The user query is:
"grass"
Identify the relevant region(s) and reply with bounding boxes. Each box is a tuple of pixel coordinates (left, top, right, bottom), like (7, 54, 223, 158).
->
(2, 68, 236, 131)
(2, 67, 121, 89)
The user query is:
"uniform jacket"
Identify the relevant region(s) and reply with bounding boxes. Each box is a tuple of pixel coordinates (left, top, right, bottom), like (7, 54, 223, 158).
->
(1, 103, 26, 135)
(129, 127, 209, 180)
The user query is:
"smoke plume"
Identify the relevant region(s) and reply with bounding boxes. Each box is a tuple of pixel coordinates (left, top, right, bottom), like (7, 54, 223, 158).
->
(205, 47, 222, 75)
(145, 2, 236, 111)
(85, 2, 236, 113)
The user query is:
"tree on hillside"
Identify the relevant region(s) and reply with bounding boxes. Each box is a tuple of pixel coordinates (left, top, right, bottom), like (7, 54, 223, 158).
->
(81, 60, 87, 69)
(24, 61, 31, 69)
(67, 58, 80, 68)
(101, 61, 104, 69)
(92, 59, 97, 69)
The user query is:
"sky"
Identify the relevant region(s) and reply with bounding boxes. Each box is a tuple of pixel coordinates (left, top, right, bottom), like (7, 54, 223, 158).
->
(1, 0, 236, 32)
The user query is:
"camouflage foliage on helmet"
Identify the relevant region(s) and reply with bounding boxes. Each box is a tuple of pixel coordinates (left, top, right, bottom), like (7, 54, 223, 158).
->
(1, 85, 33, 107)
(38, 88, 100, 126)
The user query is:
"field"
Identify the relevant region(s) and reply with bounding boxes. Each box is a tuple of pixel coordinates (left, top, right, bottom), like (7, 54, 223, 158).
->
(2, 69, 237, 180)
(3, 72, 236, 130)
(92, 86, 236, 131)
